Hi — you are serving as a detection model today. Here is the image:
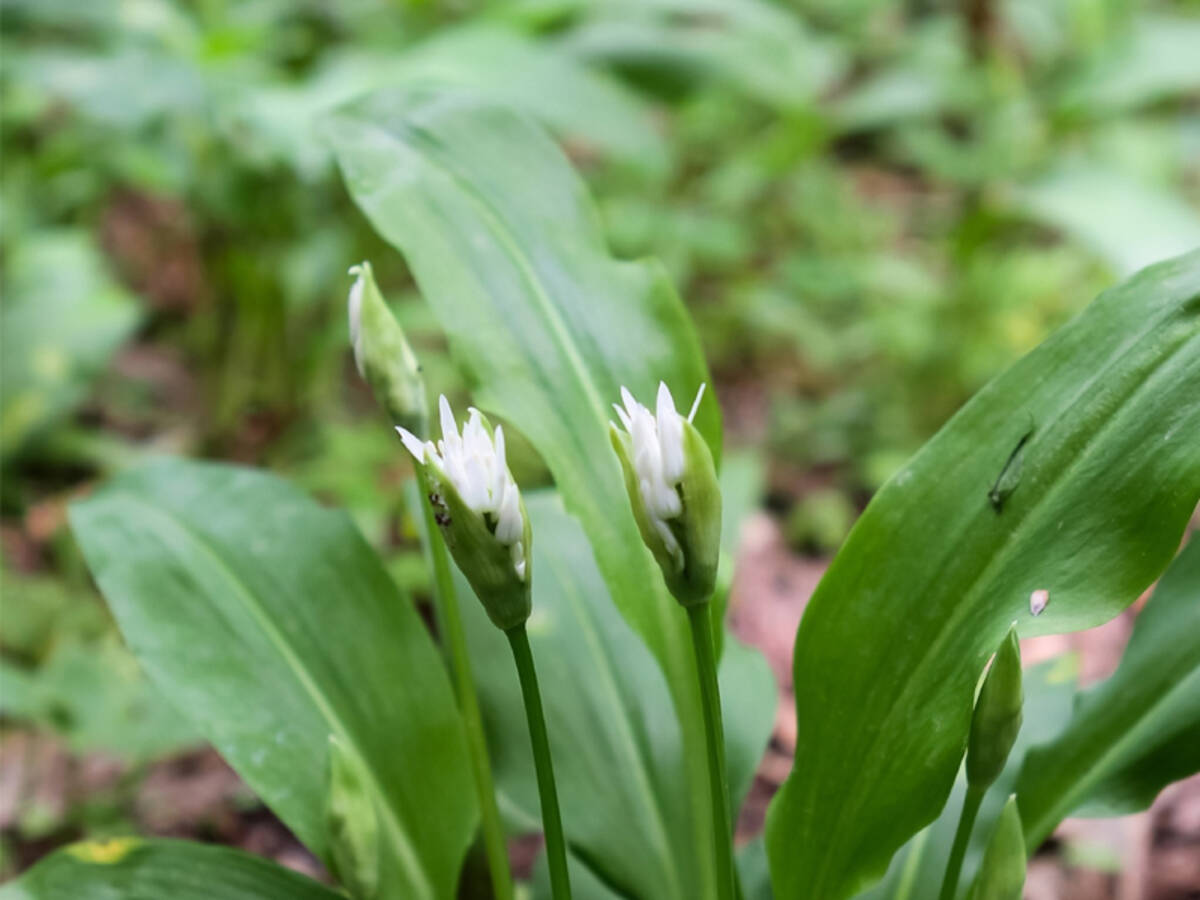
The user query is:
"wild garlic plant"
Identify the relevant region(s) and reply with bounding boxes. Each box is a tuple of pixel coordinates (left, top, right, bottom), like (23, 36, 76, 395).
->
(28, 87, 1200, 900)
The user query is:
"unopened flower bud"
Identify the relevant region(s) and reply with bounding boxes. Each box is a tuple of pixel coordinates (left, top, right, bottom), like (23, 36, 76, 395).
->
(968, 795, 1026, 900)
(609, 382, 721, 606)
(967, 626, 1023, 788)
(398, 396, 531, 630)
(347, 261, 426, 435)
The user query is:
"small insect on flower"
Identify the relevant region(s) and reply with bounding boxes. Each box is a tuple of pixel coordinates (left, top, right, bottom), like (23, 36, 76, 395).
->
(397, 396, 531, 630)
(1029, 589, 1049, 617)
(610, 382, 721, 606)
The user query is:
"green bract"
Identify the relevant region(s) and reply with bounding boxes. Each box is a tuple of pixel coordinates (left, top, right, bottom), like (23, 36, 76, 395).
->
(400, 400, 533, 632)
(427, 452, 533, 631)
(967, 628, 1024, 789)
(967, 797, 1026, 900)
(347, 261, 427, 434)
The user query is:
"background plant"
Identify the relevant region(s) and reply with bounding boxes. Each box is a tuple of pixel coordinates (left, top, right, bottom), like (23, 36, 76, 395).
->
(2, 0, 1199, 896)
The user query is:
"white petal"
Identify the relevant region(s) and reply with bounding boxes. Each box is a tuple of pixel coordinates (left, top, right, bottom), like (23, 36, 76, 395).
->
(492, 426, 509, 501)
(653, 517, 682, 567)
(439, 396, 460, 451)
(495, 481, 523, 544)
(462, 454, 489, 511)
(347, 265, 366, 377)
(512, 542, 527, 581)
(620, 386, 640, 417)
(395, 427, 427, 462)
(657, 385, 684, 483)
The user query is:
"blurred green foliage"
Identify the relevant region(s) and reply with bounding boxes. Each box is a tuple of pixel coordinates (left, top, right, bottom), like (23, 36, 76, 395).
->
(1, 0, 1198, 863)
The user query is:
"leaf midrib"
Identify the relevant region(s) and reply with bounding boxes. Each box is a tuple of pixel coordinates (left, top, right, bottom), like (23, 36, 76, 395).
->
(111, 493, 435, 899)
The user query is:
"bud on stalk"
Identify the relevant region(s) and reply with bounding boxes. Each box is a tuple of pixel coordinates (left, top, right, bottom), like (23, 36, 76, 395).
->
(347, 261, 426, 435)
(967, 626, 1024, 789)
(398, 397, 531, 631)
(609, 382, 721, 606)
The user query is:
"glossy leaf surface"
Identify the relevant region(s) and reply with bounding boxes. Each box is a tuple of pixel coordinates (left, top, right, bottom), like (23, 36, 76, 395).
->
(69, 459, 476, 900)
(767, 251, 1200, 898)
(329, 85, 763, 897)
(1016, 537, 1200, 845)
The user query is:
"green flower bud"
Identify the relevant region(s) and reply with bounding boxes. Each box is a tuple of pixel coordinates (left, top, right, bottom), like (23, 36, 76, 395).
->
(326, 735, 380, 899)
(968, 795, 1026, 900)
(967, 626, 1023, 788)
(610, 383, 721, 606)
(398, 396, 531, 631)
(347, 261, 426, 435)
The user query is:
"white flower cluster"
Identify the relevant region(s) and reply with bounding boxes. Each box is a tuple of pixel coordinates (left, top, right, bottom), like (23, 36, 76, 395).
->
(612, 382, 705, 566)
(398, 397, 527, 580)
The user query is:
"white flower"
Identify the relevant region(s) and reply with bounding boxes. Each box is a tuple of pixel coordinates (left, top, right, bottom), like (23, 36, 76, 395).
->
(611, 382, 706, 567)
(397, 396, 527, 581)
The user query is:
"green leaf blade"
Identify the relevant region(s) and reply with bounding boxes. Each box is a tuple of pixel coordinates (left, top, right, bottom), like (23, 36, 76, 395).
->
(328, 85, 766, 899)
(766, 252, 1200, 899)
(69, 459, 477, 900)
(1016, 537, 1200, 846)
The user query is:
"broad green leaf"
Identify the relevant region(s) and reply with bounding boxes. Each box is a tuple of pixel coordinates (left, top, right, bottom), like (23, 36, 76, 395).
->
(69, 459, 476, 900)
(329, 85, 758, 897)
(855, 656, 1079, 900)
(1016, 537, 1200, 847)
(0, 838, 341, 900)
(458, 492, 774, 900)
(1013, 163, 1200, 277)
(1, 231, 139, 459)
(766, 251, 1200, 899)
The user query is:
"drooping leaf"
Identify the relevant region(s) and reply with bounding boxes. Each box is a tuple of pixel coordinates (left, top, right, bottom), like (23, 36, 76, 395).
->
(0, 838, 341, 900)
(328, 84, 767, 898)
(1, 231, 139, 460)
(68, 459, 477, 900)
(1016, 536, 1200, 847)
(766, 251, 1200, 899)
(458, 492, 774, 900)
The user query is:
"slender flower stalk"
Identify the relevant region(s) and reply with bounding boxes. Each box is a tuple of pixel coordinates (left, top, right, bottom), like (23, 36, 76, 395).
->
(939, 628, 1024, 900)
(347, 264, 512, 899)
(610, 382, 733, 900)
(398, 396, 571, 900)
(508, 624, 572, 900)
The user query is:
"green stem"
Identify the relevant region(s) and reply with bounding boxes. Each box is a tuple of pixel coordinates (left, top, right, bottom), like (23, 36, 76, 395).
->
(938, 782, 985, 900)
(507, 624, 572, 900)
(686, 602, 735, 900)
(417, 469, 513, 900)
